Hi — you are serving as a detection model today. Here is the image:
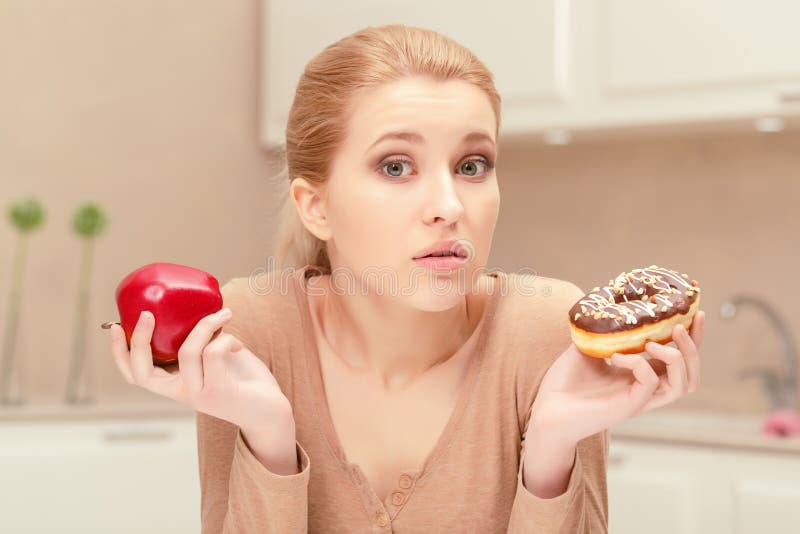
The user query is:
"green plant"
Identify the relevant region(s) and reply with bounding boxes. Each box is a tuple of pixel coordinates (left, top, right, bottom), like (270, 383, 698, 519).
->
(72, 203, 107, 237)
(1, 198, 46, 405)
(65, 202, 108, 403)
(9, 199, 45, 232)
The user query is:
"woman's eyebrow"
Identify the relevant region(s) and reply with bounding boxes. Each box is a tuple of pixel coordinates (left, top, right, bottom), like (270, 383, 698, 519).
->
(365, 130, 495, 154)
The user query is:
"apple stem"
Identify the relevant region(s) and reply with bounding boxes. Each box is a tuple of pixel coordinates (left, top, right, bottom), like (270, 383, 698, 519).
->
(100, 321, 120, 329)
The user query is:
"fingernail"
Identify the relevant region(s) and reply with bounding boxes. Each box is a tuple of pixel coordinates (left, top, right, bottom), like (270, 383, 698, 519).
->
(219, 308, 232, 318)
(137, 311, 150, 326)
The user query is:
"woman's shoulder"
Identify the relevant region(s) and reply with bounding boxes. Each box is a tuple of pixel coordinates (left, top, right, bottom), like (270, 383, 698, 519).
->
(493, 272, 586, 431)
(221, 268, 300, 309)
(498, 271, 584, 317)
(493, 271, 584, 365)
(219, 269, 304, 352)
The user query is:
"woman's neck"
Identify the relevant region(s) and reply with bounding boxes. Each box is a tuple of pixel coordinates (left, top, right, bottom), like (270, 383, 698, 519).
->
(307, 274, 488, 392)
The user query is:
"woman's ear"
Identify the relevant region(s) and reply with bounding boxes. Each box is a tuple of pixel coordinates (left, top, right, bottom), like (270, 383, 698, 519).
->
(290, 177, 332, 241)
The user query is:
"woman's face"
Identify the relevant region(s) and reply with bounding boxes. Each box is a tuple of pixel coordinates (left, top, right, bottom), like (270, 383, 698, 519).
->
(310, 76, 500, 310)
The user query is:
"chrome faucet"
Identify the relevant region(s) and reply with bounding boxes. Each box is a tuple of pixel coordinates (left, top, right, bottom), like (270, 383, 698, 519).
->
(721, 295, 798, 411)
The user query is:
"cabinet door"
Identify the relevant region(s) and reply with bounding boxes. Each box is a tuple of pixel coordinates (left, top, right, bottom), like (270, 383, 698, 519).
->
(590, 0, 800, 125)
(726, 449, 800, 533)
(609, 438, 800, 534)
(260, 0, 572, 147)
(0, 418, 200, 533)
(607, 440, 707, 534)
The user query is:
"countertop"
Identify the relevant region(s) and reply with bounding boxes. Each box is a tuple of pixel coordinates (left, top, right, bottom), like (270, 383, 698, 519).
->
(611, 408, 800, 455)
(0, 399, 194, 422)
(3, 402, 800, 456)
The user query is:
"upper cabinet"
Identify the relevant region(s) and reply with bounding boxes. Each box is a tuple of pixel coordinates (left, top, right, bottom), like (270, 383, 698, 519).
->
(260, 0, 800, 148)
(587, 0, 800, 127)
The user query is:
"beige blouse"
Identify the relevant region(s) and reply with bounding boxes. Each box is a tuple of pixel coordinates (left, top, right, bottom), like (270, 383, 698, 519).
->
(196, 265, 609, 533)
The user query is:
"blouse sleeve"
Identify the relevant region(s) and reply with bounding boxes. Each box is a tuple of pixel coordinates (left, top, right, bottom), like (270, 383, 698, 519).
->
(196, 411, 311, 534)
(197, 277, 310, 532)
(506, 277, 609, 532)
(506, 428, 609, 533)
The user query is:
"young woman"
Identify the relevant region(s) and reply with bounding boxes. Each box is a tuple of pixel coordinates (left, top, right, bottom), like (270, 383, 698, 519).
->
(109, 24, 704, 533)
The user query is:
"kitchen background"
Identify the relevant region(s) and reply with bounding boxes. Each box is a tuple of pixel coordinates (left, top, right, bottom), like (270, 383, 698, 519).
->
(1, 1, 798, 533)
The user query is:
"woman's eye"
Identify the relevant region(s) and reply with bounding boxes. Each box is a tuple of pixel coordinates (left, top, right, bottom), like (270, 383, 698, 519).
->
(459, 158, 493, 178)
(381, 159, 413, 179)
(377, 157, 495, 180)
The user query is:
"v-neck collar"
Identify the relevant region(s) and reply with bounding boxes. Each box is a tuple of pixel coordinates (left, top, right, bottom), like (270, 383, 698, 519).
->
(292, 265, 503, 512)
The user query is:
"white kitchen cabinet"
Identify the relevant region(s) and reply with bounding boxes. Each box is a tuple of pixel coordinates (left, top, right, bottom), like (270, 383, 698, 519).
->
(0, 417, 200, 534)
(582, 0, 800, 128)
(260, 0, 573, 147)
(608, 438, 800, 534)
(260, 0, 800, 147)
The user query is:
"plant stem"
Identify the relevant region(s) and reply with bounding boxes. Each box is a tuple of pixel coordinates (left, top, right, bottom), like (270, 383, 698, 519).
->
(1, 233, 28, 404)
(65, 237, 94, 403)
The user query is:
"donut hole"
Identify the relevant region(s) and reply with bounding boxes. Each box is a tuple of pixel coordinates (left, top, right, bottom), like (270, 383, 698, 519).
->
(611, 279, 683, 306)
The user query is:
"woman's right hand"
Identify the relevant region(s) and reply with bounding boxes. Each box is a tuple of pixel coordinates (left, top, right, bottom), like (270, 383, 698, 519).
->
(109, 307, 294, 434)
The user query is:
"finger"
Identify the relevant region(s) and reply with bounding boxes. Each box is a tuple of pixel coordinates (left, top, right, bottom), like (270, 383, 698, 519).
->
(690, 310, 705, 347)
(119, 314, 183, 400)
(178, 308, 232, 397)
(673, 323, 700, 392)
(645, 340, 689, 397)
(609, 353, 660, 415)
(110, 324, 134, 384)
(129, 311, 157, 384)
(200, 333, 242, 388)
(202, 331, 241, 357)
(224, 342, 279, 387)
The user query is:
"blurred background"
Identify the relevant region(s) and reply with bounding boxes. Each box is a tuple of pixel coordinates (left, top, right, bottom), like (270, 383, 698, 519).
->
(1, 1, 798, 532)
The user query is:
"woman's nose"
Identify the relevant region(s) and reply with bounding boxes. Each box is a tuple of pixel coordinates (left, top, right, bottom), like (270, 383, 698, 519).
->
(422, 170, 465, 224)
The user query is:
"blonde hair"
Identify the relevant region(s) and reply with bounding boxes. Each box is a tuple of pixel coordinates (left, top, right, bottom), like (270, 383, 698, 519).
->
(271, 24, 502, 273)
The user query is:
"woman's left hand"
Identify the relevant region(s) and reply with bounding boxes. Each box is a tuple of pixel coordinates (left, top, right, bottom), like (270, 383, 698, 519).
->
(528, 311, 706, 446)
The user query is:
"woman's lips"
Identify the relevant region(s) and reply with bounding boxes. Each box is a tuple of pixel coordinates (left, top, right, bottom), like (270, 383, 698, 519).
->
(412, 255, 468, 271)
(413, 239, 469, 260)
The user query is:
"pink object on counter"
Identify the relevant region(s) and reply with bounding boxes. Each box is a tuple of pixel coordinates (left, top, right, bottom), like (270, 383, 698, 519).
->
(763, 409, 800, 437)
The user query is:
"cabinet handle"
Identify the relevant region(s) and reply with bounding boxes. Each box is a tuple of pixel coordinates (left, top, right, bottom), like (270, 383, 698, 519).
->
(103, 429, 173, 443)
(778, 89, 800, 104)
(608, 452, 627, 466)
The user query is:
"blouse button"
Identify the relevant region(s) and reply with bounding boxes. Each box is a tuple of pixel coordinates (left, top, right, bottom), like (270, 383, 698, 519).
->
(375, 511, 389, 527)
(391, 491, 406, 506)
(398, 474, 413, 489)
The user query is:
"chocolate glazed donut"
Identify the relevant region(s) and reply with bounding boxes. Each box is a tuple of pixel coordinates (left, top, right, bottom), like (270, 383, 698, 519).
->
(568, 265, 701, 358)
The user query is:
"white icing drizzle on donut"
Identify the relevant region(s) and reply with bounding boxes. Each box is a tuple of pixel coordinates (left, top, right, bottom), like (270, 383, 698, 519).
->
(628, 300, 656, 317)
(572, 265, 701, 326)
